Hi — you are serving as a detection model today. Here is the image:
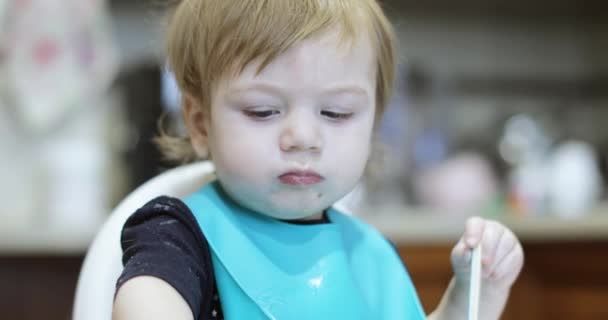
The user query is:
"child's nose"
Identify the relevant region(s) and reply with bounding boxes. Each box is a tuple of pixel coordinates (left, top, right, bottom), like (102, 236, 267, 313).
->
(279, 115, 323, 153)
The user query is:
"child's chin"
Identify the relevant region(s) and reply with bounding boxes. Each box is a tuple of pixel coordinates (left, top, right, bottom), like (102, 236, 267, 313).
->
(264, 204, 327, 221)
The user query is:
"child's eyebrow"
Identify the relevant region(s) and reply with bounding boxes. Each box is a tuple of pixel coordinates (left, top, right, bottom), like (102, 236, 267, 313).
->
(322, 85, 370, 98)
(229, 83, 370, 99)
(229, 83, 283, 96)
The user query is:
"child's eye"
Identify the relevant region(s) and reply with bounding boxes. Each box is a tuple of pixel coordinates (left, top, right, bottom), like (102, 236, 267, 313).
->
(321, 110, 353, 120)
(243, 109, 280, 120)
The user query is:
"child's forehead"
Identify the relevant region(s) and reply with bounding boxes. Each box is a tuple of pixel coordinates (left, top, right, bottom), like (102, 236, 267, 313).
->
(218, 41, 376, 97)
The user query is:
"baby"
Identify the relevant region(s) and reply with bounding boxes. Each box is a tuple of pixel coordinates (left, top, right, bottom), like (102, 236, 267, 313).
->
(113, 1, 524, 319)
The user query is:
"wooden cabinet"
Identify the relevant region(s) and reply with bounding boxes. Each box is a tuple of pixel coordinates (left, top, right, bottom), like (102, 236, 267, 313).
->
(0, 255, 83, 320)
(1, 240, 607, 319)
(398, 241, 608, 319)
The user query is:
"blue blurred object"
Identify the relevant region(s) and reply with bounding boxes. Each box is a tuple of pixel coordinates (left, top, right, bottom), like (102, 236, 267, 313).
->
(161, 67, 181, 113)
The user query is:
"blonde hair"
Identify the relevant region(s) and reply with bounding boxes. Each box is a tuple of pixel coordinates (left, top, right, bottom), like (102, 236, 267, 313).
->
(156, 0, 397, 163)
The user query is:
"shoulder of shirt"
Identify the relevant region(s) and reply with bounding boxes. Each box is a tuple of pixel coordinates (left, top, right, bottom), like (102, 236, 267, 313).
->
(123, 195, 205, 240)
(128, 195, 195, 220)
(141, 195, 191, 212)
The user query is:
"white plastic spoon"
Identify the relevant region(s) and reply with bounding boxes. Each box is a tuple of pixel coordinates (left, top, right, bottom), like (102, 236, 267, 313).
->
(468, 245, 482, 320)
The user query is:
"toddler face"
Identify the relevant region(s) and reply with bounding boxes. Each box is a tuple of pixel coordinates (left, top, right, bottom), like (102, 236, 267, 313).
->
(200, 29, 377, 220)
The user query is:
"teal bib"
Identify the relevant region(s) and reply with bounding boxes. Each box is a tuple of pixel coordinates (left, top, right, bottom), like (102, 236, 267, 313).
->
(184, 181, 426, 319)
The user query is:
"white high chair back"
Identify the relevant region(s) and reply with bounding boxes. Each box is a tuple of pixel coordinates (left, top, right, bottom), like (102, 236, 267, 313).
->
(72, 160, 355, 320)
(72, 161, 216, 320)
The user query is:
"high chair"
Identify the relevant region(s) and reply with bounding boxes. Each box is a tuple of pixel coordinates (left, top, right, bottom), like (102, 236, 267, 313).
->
(72, 160, 355, 320)
(72, 161, 216, 320)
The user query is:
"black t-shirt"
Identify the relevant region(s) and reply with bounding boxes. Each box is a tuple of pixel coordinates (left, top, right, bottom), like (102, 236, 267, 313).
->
(116, 196, 330, 320)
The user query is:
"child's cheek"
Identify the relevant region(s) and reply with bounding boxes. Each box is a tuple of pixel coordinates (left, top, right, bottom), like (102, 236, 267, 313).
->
(213, 131, 275, 179)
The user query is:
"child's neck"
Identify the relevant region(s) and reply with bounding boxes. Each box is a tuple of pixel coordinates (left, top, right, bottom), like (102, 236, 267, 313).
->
(279, 211, 330, 225)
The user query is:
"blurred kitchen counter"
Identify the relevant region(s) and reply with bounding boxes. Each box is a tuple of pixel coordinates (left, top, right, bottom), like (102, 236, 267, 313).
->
(0, 227, 96, 255)
(363, 204, 608, 244)
(2, 205, 608, 254)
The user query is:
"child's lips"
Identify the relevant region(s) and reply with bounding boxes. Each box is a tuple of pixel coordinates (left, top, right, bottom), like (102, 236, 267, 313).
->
(278, 171, 324, 185)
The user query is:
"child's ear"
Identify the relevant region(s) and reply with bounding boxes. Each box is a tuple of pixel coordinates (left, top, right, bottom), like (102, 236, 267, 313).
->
(182, 94, 210, 159)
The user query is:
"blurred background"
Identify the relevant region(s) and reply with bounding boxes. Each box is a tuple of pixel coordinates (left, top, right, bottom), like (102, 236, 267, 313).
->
(0, 0, 607, 319)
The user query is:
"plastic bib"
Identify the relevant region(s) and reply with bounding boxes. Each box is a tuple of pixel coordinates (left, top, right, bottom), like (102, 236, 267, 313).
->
(184, 181, 426, 319)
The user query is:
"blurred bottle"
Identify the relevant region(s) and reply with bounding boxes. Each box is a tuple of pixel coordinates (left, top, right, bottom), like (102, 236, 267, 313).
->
(413, 152, 499, 218)
(499, 114, 552, 216)
(499, 115, 602, 218)
(547, 141, 602, 219)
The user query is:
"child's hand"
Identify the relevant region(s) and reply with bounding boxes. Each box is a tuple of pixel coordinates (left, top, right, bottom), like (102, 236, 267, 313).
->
(450, 217, 524, 290)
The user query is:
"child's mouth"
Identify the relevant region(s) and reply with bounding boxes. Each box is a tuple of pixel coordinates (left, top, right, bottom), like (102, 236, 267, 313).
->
(278, 171, 324, 186)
